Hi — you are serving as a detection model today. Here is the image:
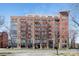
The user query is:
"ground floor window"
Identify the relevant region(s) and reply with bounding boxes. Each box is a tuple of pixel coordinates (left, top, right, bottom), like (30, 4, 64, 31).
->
(48, 40, 53, 48)
(41, 43, 47, 48)
(62, 44, 67, 48)
(21, 39, 26, 48)
(34, 43, 40, 49)
(28, 40, 33, 48)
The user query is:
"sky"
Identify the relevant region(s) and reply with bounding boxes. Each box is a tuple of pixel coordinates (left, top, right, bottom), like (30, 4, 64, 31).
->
(0, 3, 79, 43)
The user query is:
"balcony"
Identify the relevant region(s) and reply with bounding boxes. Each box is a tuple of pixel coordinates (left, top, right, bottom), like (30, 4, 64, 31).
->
(34, 28, 40, 31)
(34, 22, 40, 24)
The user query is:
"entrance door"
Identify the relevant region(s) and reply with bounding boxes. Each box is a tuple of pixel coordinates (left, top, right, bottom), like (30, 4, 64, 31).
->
(34, 43, 40, 49)
(21, 39, 26, 48)
(28, 40, 33, 48)
(48, 40, 53, 48)
(0, 42, 2, 48)
(42, 43, 47, 48)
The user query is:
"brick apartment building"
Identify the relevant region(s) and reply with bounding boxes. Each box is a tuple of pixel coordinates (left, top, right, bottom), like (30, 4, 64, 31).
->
(10, 11, 69, 49)
(0, 32, 8, 48)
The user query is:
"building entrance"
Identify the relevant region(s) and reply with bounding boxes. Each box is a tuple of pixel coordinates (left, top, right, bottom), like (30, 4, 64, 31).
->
(34, 43, 40, 49)
(48, 40, 53, 48)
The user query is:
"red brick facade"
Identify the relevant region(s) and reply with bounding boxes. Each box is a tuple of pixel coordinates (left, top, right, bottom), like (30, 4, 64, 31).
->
(0, 32, 8, 48)
(11, 11, 69, 49)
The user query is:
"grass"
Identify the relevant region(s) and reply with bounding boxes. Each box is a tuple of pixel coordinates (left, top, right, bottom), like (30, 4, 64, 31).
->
(0, 48, 79, 56)
(0, 52, 12, 56)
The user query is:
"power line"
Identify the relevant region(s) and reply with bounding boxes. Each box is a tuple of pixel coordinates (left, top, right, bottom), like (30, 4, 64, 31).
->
(70, 14, 79, 27)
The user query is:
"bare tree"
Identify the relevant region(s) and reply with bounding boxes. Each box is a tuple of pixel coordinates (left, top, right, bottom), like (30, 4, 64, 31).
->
(0, 16, 4, 26)
(69, 4, 79, 49)
(69, 15, 79, 48)
(0, 17, 14, 48)
(69, 30, 77, 48)
(54, 16, 60, 55)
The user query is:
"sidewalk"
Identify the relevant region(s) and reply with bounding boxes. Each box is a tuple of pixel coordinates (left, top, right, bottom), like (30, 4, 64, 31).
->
(0, 48, 79, 56)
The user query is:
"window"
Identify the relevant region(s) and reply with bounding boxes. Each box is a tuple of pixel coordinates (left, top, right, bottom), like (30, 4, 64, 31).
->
(48, 20, 51, 22)
(62, 27, 66, 30)
(62, 45, 67, 48)
(55, 19, 59, 22)
(62, 19, 65, 21)
(21, 34, 25, 37)
(34, 22, 40, 24)
(28, 25, 31, 27)
(42, 20, 46, 21)
(11, 30, 17, 34)
(21, 39, 26, 47)
(48, 25, 51, 28)
(65, 40, 67, 43)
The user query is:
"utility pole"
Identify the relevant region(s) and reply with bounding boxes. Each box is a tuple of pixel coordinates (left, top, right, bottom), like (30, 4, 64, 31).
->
(72, 17, 79, 27)
(70, 4, 79, 27)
